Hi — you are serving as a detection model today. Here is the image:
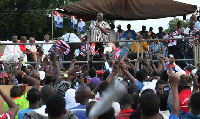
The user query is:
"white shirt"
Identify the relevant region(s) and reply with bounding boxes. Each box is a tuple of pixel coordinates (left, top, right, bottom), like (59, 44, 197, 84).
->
(3, 45, 22, 56)
(26, 45, 37, 53)
(159, 110, 170, 119)
(62, 33, 81, 42)
(42, 41, 53, 55)
(109, 30, 117, 41)
(195, 21, 200, 30)
(33, 105, 47, 116)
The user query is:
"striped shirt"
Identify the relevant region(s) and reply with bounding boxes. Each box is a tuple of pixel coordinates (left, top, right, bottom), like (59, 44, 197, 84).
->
(115, 109, 134, 119)
(149, 42, 164, 54)
(189, 28, 199, 48)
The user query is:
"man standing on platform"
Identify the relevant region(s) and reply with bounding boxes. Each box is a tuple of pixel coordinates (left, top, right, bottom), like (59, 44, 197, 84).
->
(88, 13, 110, 58)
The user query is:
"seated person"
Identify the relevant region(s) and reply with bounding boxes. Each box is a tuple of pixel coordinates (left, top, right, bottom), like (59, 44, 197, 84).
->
(149, 35, 164, 59)
(129, 35, 148, 59)
(119, 32, 133, 57)
(26, 37, 38, 61)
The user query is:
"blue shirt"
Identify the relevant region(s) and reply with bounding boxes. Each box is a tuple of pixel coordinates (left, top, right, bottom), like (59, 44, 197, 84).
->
(122, 30, 136, 40)
(18, 108, 35, 119)
(169, 114, 179, 119)
(69, 104, 86, 119)
(179, 110, 200, 119)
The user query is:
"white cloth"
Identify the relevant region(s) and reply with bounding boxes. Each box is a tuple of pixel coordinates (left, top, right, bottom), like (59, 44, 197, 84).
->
(3, 45, 23, 62)
(33, 105, 48, 116)
(42, 41, 53, 55)
(119, 38, 133, 49)
(195, 21, 200, 30)
(62, 33, 81, 42)
(142, 79, 158, 93)
(65, 89, 79, 109)
(109, 30, 117, 41)
(159, 110, 170, 119)
(26, 45, 37, 53)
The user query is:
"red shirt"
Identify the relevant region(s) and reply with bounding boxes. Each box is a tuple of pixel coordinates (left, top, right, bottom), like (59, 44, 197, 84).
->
(18, 41, 26, 52)
(115, 109, 134, 119)
(178, 89, 191, 113)
(0, 111, 12, 119)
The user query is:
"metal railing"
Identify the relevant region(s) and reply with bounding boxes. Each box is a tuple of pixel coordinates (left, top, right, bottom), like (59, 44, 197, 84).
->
(0, 37, 199, 68)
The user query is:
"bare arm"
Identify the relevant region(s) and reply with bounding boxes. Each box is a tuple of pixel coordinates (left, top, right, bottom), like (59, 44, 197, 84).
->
(0, 61, 11, 74)
(50, 51, 60, 83)
(0, 88, 18, 118)
(134, 57, 142, 77)
(35, 49, 43, 71)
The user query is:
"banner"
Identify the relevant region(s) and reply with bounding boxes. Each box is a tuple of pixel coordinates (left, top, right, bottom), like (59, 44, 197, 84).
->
(78, 19, 85, 32)
(54, 11, 63, 28)
(71, 16, 77, 30)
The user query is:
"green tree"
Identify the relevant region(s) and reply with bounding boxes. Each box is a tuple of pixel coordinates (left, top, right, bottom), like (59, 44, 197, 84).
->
(165, 17, 190, 33)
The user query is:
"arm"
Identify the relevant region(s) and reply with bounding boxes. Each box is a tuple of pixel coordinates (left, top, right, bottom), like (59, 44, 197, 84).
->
(35, 48, 43, 71)
(0, 61, 11, 74)
(169, 74, 180, 117)
(134, 57, 142, 77)
(102, 54, 110, 71)
(0, 88, 18, 118)
(106, 58, 119, 84)
(158, 47, 164, 54)
(50, 51, 60, 82)
(121, 65, 137, 85)
(143, 59, 154, 73)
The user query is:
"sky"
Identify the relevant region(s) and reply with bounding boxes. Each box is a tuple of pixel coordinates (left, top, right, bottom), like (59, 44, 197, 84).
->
(114, 0, 200, 33)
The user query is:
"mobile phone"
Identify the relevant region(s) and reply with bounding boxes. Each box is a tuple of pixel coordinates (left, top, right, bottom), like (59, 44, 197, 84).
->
(163, 86, 170, 95)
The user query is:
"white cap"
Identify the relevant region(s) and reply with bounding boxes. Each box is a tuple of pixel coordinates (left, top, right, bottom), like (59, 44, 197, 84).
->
(39, 71, 45, 80)
(191, 69, 197, 77)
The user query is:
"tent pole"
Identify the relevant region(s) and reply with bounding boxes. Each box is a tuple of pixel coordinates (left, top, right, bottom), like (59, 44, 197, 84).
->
(52, 10, 54, 40)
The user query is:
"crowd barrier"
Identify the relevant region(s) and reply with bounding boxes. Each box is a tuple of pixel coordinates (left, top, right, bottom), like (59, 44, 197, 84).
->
(0, 37, 199, 68)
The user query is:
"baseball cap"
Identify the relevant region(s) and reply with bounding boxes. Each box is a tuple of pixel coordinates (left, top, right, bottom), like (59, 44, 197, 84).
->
(179, 74, 192, 87)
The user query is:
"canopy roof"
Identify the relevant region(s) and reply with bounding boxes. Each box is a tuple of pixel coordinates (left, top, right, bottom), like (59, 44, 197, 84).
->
(58, 0, 197, 21)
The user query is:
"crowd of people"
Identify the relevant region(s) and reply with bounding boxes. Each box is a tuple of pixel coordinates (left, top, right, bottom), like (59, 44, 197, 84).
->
(0, 13, 200, 119)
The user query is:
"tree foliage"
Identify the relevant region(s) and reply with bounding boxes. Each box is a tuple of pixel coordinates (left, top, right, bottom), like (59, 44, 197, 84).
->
(165, 17, 190, 33)
(0, 0, 81, 41)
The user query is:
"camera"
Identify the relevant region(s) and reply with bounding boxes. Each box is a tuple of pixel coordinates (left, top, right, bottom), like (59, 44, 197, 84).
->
(163, 86, 170, 95)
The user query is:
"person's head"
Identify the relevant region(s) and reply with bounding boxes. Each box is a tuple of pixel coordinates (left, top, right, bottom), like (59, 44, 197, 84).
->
(10, 86, 23, 98)
(137, 35, 143, 41)
(110, 23, 115, 30)
(20, 36, 27, 43)
(41, 85, 55, 105)
(87, 82, 97, 91)
(126, 32, 131, 39)
(44, 34, 50, 42)
(127, 24, 131, 30)
(142, 25, 146, 32)
(152, 34, 159, 44)
(190, 14, 197, 22)
(159, 94, 168, 111)
(97, 81, 109, 96)
(88, 68, 97, 78)
(97, 73, 104, 81)
(136, 71, 146, 83)
(141, 89, 155, 96)
(27, 88, 41, 104)
(97, 13, 103, 21)
(98, 106, 115, 119)
(190, 92, 200, 112)
(160, 70, 168, 83)
(119, 93, 133, 110)
(75, 85, 91, 105)
(29, 37, 35, 44)
(158, 27, 163, 32)
(155, 80, 166, 95)
(177, 21, 182, 28)
(149, 27, 153, 32)
(179, 74, 192, 90)
(45, 94, 66, 119)
(150, 71, 159, 77)
(117, 25, 121, 31)
(173, 25, 178, 31)
(29, 70, 40, 80)
(189, 21, 195, 29)
(103, 70, 110, 81)
(86, 101, 96, 117)
(140, 93, 160, 117)
(12, 35, 18, 43)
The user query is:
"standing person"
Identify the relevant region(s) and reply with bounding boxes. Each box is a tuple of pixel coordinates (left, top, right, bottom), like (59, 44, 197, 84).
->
(195, 16, 200, 30)
(148, 27, 155, 39)
(3, 36, 23, 62)
(139, 26, 149, 39)
(42, 34, 53, 59)
(88, 13, 110, 58)
(186, 21, 200, 64)
(116, 25, 124, 47)
(109, 23, 117, 42)
(122, 24, 136, 40)
(18, 36, 28, 62)
(157, 27, 167, 39)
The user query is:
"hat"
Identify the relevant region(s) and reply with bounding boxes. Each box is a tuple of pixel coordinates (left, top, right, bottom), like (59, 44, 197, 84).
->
(0, 72, 8, 78)
(179, 74, 192, 87)
(191, 69, 197, 77)
(116, 25, 121, 28)
(186, 64, 194, 69)
(90, 77, 100, 85)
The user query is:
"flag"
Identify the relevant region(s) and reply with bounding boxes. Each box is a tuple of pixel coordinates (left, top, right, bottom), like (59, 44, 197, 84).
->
(54, 11, 63, 28)
(71, 16, 77, 30)
(78, 19, 85, 32)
